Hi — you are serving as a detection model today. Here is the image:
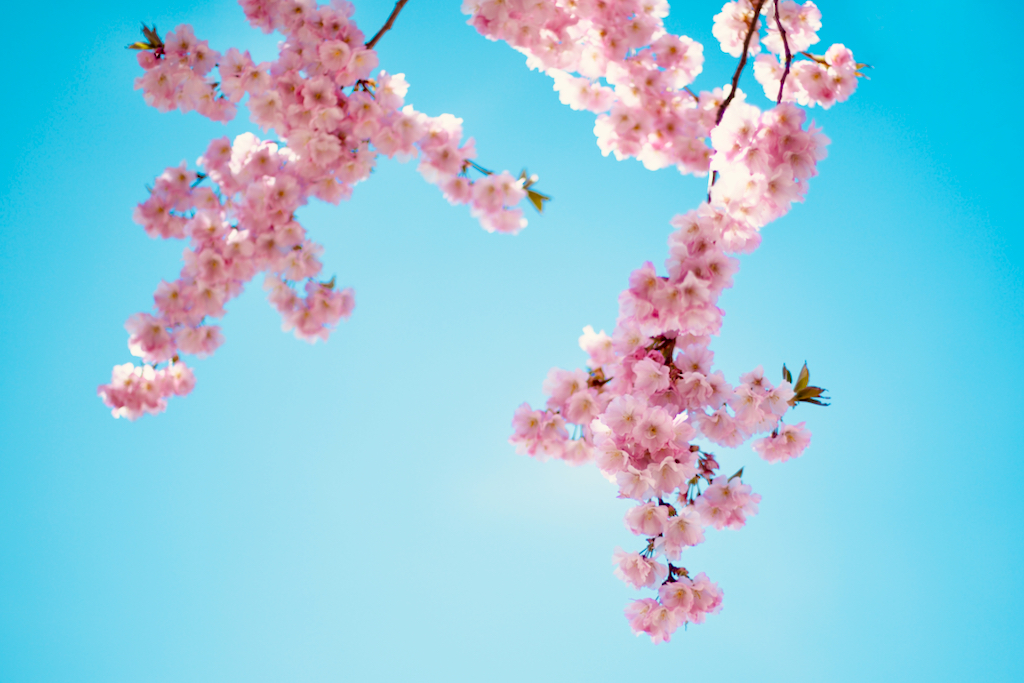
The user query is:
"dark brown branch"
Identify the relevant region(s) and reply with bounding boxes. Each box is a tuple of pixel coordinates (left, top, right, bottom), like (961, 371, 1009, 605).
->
(715, 0, 767, 126)
(365, 0, 409, 50)
(708, 0, 766, 201)
(773, 0, 793, 105)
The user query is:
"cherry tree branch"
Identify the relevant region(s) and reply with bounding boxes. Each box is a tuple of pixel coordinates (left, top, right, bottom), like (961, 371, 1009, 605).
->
(715, 0, 767, 125)
(773, 0, 793, 104)
(365, 0, 409, 50)
(709, 0, 767, 200)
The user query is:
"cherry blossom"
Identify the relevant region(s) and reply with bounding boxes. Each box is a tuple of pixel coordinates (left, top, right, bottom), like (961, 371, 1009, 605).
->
(476, 0, 858, 641)
(101, 0, 550, 419)
(101, 0, 863, 644)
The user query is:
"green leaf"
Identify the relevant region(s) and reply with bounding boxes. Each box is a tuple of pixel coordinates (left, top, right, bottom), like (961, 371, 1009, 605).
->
(527, 189, 551, 213)
(128, 24, 164, 51)
(793, 385, 831, 407)
(728, 467, 744, 481)
(782, 364, 792, 383)
(141, 24, 162, 45)
(795, 386, 825, 400)
(795, 362, 810, 392)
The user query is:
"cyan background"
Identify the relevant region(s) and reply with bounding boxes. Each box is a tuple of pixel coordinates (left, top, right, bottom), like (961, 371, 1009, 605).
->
(1, 1, 1020, 680)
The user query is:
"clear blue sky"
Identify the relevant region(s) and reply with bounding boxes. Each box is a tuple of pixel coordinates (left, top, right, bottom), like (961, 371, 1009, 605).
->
(1, 1, 1021, 681)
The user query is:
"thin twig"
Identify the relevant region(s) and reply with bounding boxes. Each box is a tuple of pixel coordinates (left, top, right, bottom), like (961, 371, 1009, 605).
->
(708, 0, 766, 201)
(365, 0, 409, 50)
(715, 0, 767, 126)
(774, 0, 792, 104)
(467, 159, 493, 176)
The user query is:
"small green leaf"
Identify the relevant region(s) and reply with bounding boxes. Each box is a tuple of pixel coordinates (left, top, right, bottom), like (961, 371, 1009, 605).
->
(728, 467, 744, 481)
(792, 385, 831, 407)
(527, 189, 551, 213)
(795, 362, 810, 392)
(782, 363, 793, 383)
(128, 24, 165, 51)
(142, 24, 162, 45)
(795, 386, 825, 400)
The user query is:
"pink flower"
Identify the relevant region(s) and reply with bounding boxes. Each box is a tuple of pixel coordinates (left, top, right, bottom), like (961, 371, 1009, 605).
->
(318, 40, 351, 72)
(565, 389, 601, 425)
(616, 466, 655, 501)
(712, 0, 762, 58)
(649, 455, 691, 496)
(511, 403, 542, 440)
(542, 368, 588, 409)
(604, 395, 645, 437)
(753, 421, 812, 463)
(561, 438, 593, 465)
(624, 598, 659, 635)
(688, 573, 724, 623)
(175, 325, 224, 358)
(659, 577, 694, 612)
(662, 507, 705, 559)
(632, 357, 671, 397)
(579, 325, 615, 368)
(625, 502, 669, 537)
(613, 549, 667, 589)
(695, 407, 747, 447)
(594, 439, 630, 475)
(694, 494, 730, 530)
(125, 313, 175, 364)
(633, 406, 674, 451)
(764, 380, 795, 416)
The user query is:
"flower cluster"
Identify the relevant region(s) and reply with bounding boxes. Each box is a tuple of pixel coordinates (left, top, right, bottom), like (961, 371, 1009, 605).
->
(101, 0, 862, 645)
(133, 4, 538, 229)
(103, 1, 548, 419)
(712, 0, 863, 109)
(132, 24, 236, 121)
(98, 135, 356, 419)
(466, 0, 860, 171)
(485, 0, 857, 641)
(98, 361, 196, 421)
(754, 42, 861, 109)
(465, 0, 720, 173)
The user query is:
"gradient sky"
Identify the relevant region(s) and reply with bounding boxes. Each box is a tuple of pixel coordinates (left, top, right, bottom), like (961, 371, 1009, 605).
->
(1, 1, 1021, 681)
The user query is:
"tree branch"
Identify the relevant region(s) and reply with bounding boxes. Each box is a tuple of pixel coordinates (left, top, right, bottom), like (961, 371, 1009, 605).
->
(708, 0, 766, 201)
(773, 0, 793, 105)
(365, 0, 409, 50)
(715, 0, 767, 125)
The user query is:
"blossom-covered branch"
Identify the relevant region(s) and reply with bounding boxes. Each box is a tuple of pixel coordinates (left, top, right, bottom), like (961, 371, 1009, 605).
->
(365, 0, 409, 50)
(465, 0, 864, 642)
(102, 2, 549, 419)
(772, 0, 793, 104)
(715, 0, 766, 125)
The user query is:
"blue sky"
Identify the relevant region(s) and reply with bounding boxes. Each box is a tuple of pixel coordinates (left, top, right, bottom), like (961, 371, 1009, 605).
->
(1, 1, 1021, 681)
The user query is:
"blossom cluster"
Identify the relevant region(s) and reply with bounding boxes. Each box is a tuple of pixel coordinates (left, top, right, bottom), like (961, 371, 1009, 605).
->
(102, 0, 546, 419)
(466, 0, 860, 172)
(466, 0, 717, 173)
(475, 0, 857, 641)
(98, 0, 861, 645)
(97, 361, 196, 421)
